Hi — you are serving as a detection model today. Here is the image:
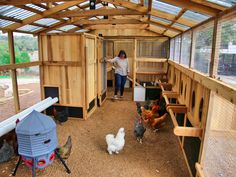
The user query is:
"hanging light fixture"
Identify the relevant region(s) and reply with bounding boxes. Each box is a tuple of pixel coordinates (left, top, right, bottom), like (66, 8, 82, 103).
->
(90, 0, 96, 10)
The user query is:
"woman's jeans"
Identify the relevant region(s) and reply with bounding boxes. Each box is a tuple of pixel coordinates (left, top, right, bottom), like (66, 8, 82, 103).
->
(115, 73, 127, 96)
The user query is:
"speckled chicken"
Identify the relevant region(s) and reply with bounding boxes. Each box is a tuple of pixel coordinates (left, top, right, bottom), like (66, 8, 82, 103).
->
(134, 117, 146, 144)
(0, 140, 14, 163)
(57, 136, 72, 159)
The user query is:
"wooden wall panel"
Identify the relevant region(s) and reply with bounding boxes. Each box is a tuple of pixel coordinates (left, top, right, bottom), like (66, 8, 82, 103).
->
(114, 41, 134, 77)
(86, 37, 97, 105)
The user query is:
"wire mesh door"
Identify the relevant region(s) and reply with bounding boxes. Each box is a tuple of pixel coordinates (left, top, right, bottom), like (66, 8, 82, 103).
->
(200, 91, 236, 177)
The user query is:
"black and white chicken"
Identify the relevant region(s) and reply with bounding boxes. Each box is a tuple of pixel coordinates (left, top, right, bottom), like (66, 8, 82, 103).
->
(134, 117, 146, 144)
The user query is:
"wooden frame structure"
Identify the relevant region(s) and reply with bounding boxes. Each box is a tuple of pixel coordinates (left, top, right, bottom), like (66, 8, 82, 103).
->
(0, 1, 236, 177)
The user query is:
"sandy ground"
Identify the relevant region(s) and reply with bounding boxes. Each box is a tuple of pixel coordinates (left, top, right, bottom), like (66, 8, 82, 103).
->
(0, 90, 189, 177)
(0, 82, 41, 122)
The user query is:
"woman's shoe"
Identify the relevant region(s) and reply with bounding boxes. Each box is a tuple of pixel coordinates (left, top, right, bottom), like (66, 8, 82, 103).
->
(113, 95, 119, 100)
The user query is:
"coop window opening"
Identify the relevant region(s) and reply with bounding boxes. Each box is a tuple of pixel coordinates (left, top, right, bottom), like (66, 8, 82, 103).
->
(43, 86, 60, 103)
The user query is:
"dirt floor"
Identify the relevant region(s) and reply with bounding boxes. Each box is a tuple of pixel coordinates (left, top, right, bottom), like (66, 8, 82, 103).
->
(0, 90, 190, 177)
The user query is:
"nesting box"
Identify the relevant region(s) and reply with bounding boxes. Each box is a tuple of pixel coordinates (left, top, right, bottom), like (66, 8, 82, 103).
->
(16, 110, 57, 169)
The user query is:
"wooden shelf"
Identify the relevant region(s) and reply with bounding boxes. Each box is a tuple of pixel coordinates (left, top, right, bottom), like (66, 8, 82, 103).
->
(136, 58, 167, 62)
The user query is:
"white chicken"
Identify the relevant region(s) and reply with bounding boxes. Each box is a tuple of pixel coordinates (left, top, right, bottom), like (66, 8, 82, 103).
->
(105, 127, 125, 155)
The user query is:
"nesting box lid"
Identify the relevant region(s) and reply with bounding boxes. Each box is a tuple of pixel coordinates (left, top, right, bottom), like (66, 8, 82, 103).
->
(16, 110, 56, 135)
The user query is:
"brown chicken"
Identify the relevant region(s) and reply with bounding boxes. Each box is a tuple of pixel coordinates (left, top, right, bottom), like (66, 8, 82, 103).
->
(141, 105, 160, 123)
(57, 136, 72, 159)
(150, 113, 168, 131)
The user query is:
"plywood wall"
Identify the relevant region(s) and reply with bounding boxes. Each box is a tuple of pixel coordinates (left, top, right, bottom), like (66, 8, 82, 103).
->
(40, 34, 84, 107)
(40, 33, 98, 118)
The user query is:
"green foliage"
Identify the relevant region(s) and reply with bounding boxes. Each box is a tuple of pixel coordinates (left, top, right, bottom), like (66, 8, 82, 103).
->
(0, 34, 37, 65)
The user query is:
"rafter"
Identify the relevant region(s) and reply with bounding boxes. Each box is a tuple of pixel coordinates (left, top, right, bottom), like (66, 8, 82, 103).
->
(191, 0, 227, 11)
(102, 0, 198, 27)
(4, 0, 87, 31)
(162, 8, 187, 35)
(74, 19, 148, 25)
(160, 0, 220, 16)
(49, 8, 146, 18)
(16, 5, 43, 14)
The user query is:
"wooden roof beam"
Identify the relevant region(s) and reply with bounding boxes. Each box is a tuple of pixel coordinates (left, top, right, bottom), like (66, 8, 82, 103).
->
(74, 19, 148, 25)
(16, 5, 43, 14)
(162, 8, 187, 35)
(191, 0, 227, 11)
(160, 0, 220, 16)
(102, 0, 198, 27)
(49, 9, 146, 18)
(4, 0, 87, 31)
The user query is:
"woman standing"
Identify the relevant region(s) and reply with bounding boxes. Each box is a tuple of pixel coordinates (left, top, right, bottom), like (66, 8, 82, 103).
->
(105, 50, 129, 99)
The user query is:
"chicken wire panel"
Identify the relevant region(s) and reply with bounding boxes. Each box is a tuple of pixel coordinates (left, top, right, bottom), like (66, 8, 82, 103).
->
(137, 39, 169, 58)
(201, 91, 236, 177)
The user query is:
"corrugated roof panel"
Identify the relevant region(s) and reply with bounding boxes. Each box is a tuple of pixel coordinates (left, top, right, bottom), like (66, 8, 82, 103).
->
(96, 3, 104, 9)
(68, 6, 79, 10)
(172, 23, 190, 30)
(58, 25, 77, 31)
(182, 10, 210, 22)
(79, 1, 89, 7)
(34, 18, 60, 26)
(26, 4, 46, 11)
(151, 16, 172, 24)
(0, 6, 15, 14)
(207, 0, 236, 7)
(152, 0, 182, 15)
(0, 19, 15, 27)
(131, 0, 140, 4)
(3, 7, 35, 20)
(76, 29, 89, 33)
(89, 17, 97, 20)
(48, 30, 62, 33)
(17, 25, 43, 32)
(63, 17, 70, 20)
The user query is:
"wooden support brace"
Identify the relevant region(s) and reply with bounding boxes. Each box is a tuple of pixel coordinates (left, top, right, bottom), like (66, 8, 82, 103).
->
(167, 105, 188, 113)
(162, 91, 179, 98)
(174, 126, 203, 137)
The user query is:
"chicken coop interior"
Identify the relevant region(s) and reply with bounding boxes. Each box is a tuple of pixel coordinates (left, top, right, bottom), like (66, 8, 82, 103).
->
(0, 0, 236, 177)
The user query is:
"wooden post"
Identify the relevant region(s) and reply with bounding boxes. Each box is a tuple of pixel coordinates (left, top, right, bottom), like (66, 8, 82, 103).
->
(133, 39, 137, 101)
(8, 31, 20, 112)
(209, 17, 221, 78)
(189, 30, 196, 68)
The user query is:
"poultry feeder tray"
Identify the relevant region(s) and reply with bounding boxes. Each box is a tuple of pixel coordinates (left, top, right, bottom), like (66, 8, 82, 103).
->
(13, 110, 71, 177)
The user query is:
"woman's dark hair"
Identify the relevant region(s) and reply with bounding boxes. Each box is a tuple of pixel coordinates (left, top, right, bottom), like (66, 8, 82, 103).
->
(118, 50, 127, 58)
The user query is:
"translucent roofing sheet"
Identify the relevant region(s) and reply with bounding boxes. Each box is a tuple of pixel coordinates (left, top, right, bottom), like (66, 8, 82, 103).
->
(26, 4, 46, 12)
(68, 6, 79, 10)
(0, 19, 15, 27)
(79, 1, 89, 7)
(152, 0, 182, 15)
(207, 0, 236, 7)
(131, 0, 140, 3)
(151, 16, 172, 24)
(0, 6, 35, 20)
(34, 18, 60, 26)
(172, 23, 190, 30)
(58, 25, 77, 31)
(96, 3, 104, 9)
(48, 30, 62, 33)
(182, 10, 210, 22)
(17, 25, 43, 32)
(76, 29, 89, 33)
